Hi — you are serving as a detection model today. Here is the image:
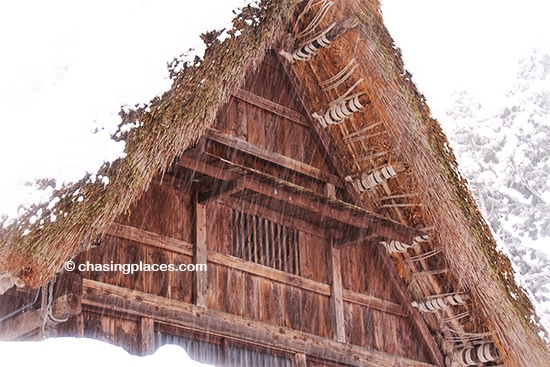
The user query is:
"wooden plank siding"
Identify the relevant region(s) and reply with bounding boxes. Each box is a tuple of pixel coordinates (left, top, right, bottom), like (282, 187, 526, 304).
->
(6, 51, 444, 366)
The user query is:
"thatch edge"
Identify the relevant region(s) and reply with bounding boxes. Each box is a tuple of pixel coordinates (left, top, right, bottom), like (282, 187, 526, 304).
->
(368, 5, 550, 364)
(0, 0, 302, 287)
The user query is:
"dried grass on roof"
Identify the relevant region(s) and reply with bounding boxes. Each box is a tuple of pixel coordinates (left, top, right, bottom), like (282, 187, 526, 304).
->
(0, 0, 301, 287)
(284, 0, 550, 365)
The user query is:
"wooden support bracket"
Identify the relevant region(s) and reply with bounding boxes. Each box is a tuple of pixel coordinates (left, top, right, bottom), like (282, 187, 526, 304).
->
(198, 179, 243, 205)
(52, 272, 83, 321)
(333, 228, 380, 248)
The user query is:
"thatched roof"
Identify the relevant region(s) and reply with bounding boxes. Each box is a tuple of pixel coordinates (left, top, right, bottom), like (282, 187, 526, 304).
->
(1, 0, 549, 365)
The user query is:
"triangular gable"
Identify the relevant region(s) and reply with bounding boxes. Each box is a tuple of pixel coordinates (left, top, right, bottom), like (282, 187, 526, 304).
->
(214, 52, 336, 179)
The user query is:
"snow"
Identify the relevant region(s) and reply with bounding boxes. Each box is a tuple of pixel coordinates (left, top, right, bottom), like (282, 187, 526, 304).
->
(381, 0, 550, 119)
(0, 0, 549, 359)
(382, 0, 550, 335)
(0, 337, 212, 367)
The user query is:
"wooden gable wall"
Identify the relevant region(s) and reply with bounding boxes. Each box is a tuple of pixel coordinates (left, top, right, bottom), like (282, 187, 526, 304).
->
(0, 52, 441, 367)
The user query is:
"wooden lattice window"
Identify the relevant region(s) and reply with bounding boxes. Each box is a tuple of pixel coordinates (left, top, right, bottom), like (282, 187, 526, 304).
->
(232, 209, 300, 276)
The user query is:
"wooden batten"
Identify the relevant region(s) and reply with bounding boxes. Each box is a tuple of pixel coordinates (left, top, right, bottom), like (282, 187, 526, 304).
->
(205, 129, 343, 187)
(234, 88, 308, 127)
(329, 244, 346, 342)
(193, 199, 208, 307)
(139, 317, 155, 356)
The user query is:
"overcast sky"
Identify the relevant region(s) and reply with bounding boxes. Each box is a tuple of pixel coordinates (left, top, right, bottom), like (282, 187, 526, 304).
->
(382, 0, 550, 118)
(1, 1, 549, 220)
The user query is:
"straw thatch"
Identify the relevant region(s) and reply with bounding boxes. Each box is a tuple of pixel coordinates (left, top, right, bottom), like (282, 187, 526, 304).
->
(1, 0, 549, 365)
(0, 0, 301, 286)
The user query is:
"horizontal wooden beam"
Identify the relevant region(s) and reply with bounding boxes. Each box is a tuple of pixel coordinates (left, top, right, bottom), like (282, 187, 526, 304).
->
(52, 272, 83, 321)
(51, 293, 81, 321)
(205, 129, 343, 187)
(82, 279, 439, 367)
(106, 223, 193, 256)
(177, 154, 424, 245)
(342, 290, 406, 317)
(234, 88, 308, 127)
(198, 179, 243, 205)
(208, 251, 331, 296)
(0, 310, 43, 341)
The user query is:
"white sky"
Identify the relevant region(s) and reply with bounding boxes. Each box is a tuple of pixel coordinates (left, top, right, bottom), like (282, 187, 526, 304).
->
(0, 0, 252, 221)
(381, 0, 550, 119)
(1, 0, 549, 362)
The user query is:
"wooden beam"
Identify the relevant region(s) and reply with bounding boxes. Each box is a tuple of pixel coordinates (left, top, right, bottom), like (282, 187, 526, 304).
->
(205, 129, 343, 187)
(198, 179, 243, 205)
(275, 53, 363, 205)
(177, 154, 424, 245)
(207, 250, 331, 297)
(82, 279, 439, 367)
(193, 200, 208, 307)
(51, 272, 82, 321)
(329, 245, 346, 342)
(342, 290, 406, 318)
(107, 222, 193, 256)
(0, 310, 43, 340)
(234, 88, 308, 127)
(140, 317, 155, 356)
(294, 353, 308, 367)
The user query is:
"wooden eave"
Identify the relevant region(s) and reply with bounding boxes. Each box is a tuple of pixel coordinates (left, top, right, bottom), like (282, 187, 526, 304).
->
(176, 128, 426, 248)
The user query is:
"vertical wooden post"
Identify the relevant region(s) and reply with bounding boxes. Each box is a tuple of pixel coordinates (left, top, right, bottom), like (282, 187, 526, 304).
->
(193, 200, 208, 307)
(294, 353, 307, 367)
(52, 272, 83, 321)
(139, 317, 155, 356)
(325, 182, 336, 198)
(329, 241, 346, 343)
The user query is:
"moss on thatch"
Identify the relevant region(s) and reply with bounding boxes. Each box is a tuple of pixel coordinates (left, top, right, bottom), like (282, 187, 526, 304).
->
(279, 0, 550, 365)
(0, 0, 301, 287)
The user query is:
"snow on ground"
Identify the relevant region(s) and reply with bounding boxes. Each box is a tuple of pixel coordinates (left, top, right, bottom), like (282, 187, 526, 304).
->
(0, 337, 212, 366)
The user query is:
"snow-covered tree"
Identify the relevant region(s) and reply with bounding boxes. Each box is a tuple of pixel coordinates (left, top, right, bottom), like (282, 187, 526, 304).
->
(445, 46, 550, 332)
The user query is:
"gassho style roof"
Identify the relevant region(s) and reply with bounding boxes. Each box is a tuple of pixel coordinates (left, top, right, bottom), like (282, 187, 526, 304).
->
(1, 0, 549, 366)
